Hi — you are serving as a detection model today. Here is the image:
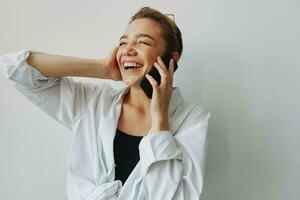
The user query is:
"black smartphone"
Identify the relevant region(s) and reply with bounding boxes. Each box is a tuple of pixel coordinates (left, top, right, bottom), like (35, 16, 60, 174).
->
(139, 53, 178, 99)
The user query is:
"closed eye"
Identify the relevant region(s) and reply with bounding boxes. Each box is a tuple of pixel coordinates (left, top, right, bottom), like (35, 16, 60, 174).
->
(139, 41, 150, 45)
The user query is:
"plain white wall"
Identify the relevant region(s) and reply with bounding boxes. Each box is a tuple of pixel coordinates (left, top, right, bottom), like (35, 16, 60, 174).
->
(1, 0, 299, 200)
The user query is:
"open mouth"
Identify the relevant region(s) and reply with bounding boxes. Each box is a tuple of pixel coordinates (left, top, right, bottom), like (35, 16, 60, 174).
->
(123, 62, 144, 71)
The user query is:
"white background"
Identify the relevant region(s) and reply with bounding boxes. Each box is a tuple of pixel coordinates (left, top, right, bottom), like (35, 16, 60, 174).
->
(0, 0, 299, 199)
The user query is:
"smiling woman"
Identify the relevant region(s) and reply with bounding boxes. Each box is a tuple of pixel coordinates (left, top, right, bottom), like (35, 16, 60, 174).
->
(0, 6, 211, 200)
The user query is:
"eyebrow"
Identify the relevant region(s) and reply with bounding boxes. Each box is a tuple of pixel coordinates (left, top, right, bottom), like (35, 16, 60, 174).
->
(119, 34, 154, 41)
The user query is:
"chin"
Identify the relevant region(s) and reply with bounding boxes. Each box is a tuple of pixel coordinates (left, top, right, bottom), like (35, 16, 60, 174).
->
(122, 77, 141, 87)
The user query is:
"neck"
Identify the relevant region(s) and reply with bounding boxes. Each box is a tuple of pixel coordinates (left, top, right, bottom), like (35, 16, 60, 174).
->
(123, 84, 151, 112)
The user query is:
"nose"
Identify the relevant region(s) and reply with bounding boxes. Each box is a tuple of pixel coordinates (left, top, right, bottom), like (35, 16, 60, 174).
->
(121, 43, 137, 56)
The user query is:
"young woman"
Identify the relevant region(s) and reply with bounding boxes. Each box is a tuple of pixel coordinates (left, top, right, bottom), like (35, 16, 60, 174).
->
(1, 7, 211, 200)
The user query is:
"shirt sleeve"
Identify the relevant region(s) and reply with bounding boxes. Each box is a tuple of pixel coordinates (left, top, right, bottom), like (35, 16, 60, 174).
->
(138, 107, 211, 199)
(0, 49, 106, 131)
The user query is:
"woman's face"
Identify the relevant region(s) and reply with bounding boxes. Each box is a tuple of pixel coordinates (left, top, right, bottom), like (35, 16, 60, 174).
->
(116, 18, 167, 86)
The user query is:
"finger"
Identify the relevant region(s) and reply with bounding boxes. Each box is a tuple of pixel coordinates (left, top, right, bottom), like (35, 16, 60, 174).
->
(145, 74, 159, 91)
(112, 46, 119, 57)
(113, 46, 119, 52)
(169, 60, 174, 86)
(157, 56, 169, 75)
(154, 62, 168, 86)
(168, 59, 174, 79)
(112, 46, 120, 65)
(158, 56, 173, 84)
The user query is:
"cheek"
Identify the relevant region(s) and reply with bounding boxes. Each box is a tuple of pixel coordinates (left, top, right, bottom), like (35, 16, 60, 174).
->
(148, 54, 159, 65)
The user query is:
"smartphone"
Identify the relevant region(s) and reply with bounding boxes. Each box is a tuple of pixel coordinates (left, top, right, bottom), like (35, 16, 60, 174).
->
(139, 53, 178, 99)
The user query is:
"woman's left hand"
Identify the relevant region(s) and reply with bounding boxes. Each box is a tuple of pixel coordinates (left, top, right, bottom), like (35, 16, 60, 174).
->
(145, 56, 175, 132)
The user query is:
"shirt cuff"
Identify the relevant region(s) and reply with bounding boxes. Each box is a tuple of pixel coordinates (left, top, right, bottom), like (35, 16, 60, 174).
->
(138, 131, 183, 174)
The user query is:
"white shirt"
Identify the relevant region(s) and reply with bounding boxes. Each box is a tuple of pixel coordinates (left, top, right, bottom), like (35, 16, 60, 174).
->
(0, 49, 211, 200)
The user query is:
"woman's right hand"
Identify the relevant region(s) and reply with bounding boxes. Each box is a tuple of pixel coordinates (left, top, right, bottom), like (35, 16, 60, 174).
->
(104, 47, 122, 81)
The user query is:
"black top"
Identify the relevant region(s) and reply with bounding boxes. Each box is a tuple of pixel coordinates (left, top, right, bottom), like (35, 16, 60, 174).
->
(113, 128, 143, 185)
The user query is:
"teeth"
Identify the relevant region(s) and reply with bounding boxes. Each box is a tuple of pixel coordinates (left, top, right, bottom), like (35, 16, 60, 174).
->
(124, 62, 143, 68)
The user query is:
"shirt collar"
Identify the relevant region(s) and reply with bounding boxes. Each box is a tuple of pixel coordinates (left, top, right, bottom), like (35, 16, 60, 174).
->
(115, 85, 184, 116)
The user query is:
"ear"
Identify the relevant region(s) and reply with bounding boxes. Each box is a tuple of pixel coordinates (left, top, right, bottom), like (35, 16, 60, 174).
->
(171, 52, 179, 62)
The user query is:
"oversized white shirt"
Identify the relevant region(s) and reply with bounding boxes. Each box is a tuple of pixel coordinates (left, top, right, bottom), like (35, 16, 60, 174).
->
(0, 49, 211, 200)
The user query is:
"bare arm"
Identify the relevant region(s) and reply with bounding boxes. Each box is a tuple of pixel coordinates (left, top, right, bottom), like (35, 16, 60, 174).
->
(26, 48, 121, 80)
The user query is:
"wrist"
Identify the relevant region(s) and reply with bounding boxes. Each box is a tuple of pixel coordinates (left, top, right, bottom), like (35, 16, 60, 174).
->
(151, 117, 170, 132)
(90, 59, 110, 79)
